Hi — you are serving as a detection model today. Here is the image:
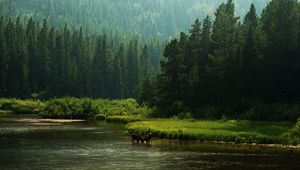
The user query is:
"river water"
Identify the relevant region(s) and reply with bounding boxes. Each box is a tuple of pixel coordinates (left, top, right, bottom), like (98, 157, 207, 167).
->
(1, 116, 300, 170)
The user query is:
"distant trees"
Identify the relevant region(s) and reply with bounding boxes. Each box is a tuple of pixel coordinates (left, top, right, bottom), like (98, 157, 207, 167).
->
(140, 0, 300, 120)
(0, 0, 271, 39)
(0, 17, 163, 99)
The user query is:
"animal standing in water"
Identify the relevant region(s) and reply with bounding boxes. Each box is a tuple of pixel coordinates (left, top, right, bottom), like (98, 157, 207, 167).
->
(131, 133, 144, 143)
(129, 129, 153, 144)
(143, 132, 153, 144)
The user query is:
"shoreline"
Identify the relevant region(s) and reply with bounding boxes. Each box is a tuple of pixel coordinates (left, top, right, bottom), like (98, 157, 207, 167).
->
(1, 113, 299, 148)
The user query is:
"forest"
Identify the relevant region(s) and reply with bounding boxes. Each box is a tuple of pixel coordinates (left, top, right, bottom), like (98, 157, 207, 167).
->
(0, 17, 163, 99)
(0, 0, 270, 39)
(139, 0, 300, 121)
(2, 1, 300, 169)
(0, 0, 300, 122)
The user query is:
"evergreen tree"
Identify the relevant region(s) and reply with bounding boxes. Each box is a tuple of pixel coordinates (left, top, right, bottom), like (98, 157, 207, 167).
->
(240, 4, 259, 99)
(157, 37, 188, 115)
(26, 17, 38, 94)
(112, 53, 122, 98)
(0, 16, 8, 97)
(211, 0, 239, 104)
(37, 19, 50, 94)
(261, 0, 299, 101)
(118, 43, 128, 98)
(127, 40, 139, 97)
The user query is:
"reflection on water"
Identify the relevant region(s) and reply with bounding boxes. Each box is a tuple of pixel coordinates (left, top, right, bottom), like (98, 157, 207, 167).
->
(1, 117, 300, 170)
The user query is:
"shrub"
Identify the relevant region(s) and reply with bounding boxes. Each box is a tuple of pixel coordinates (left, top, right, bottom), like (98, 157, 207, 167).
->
(39, 98, 150, 120)
(0, 98, 44, 114)
(242, 103, 300, 122)
(40, 98, 95, 119)
(95, 114, 106, 120)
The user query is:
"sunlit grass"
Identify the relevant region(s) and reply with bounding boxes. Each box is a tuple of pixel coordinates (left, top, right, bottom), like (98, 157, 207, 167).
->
(0, 98, 151, 120)
(39, 98, 151, 120)
(127, 119, 294, 144)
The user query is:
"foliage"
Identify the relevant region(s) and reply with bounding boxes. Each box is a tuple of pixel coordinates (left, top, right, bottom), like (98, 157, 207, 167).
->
(0, 16, 163, 99)
(241, 103, 300, 122)
(284, 117, 300, 144)
(0, 0, 270, 39)
(0, 98, 150, 120)
(140, 0, 300, 122)
(0, 98, 44, 114)
(39, 98, 95, 119)
(39, 98, 151, 120)
(127, 119, 293, 144)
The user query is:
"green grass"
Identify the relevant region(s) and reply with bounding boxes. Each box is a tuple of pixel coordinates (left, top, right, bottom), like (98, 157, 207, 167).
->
(1, 97, 299, 144)
(0, 98, 151, 121)
(0, 98, 45, 114)
(127, 119, 294, 144)
(39, 98, 151, 120)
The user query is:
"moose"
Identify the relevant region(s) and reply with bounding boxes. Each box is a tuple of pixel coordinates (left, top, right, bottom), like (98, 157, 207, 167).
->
(129, 129, 153, 144)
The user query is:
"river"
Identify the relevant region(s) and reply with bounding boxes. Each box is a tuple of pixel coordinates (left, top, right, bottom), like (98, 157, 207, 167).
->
(1, 116, 300, 170)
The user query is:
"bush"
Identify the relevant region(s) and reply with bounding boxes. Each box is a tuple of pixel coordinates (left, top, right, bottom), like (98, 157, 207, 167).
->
(241, 103, 300, 122)
(0, 98, 44, 114)
(40, 98, 96, 119)
(95, 114, 106, 120)
(39, 98, 150, 120)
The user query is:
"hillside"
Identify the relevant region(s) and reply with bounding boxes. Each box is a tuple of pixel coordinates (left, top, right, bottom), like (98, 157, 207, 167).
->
(0, 0, 270, 39)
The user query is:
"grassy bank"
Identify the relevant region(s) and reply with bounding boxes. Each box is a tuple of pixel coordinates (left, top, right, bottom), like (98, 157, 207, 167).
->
(127, 119, 295, 144)
(1, 98, 300, 144)
(0, 98, 150, 122)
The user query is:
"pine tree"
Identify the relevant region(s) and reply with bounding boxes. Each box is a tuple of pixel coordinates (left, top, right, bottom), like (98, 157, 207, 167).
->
(157, 37, 188, 115)
(127, 40, 139, 97)
(140, 44, 151, 81)
(117, 43, 127, 98)
(37, 19, 50, 94)
(92, 36, 106, 98)
(261, 0, 299, 101)
(0, 16, 8, 97)
(211, 0, 239, 104)
(200, 15, 212, 64)
(112, 53, 122, 98)
(240, 4, 259, 99)
(47, 27, 57, 96)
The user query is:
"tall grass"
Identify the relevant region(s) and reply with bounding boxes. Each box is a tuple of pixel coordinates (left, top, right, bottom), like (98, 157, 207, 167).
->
(0, 98, 151, 120)
(0, 98, 44, 114)
(127, 119, 294, 144)
(39, 98, 151, 120)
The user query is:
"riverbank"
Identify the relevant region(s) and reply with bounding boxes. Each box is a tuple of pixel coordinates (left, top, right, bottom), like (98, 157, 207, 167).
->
(1, 98, 299, 145)
(126, 119, 297, 145)
(0, 98, 150, 121)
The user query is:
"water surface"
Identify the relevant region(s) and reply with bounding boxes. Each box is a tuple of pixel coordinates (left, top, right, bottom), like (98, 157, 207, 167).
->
(1, 116, 300, 170)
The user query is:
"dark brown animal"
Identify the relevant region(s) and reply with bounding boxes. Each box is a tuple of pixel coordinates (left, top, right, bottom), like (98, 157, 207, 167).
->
(143, 133, 153, 144)
(129, 129, 153, 144)
(131, 133, 144, 143)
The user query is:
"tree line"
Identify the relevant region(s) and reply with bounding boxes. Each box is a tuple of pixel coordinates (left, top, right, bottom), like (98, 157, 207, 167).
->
(0, 17, 163, 98)
(139, 0, 300, 120)
(0, 0, 270, 39)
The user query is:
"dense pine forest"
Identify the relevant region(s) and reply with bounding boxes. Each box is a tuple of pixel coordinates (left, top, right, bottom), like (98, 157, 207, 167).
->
(1, 0, 300, 121)
(0, 17, 163, 98)
(139, 0, 300, 121)
(0, 0, 270, 39)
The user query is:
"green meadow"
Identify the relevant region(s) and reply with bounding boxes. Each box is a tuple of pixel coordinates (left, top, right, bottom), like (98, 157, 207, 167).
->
(127, 119, 296, 144)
